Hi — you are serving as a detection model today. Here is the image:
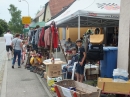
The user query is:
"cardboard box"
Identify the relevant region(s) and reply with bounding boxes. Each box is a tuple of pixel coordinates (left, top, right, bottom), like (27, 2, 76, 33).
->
(44, 72, 47, 79)
(86, 74, 98, 80)
(55, 80, 101, 97)
(46, 64, 61, 78)
(86, 68, 99, 75)
(98, 78, 130, 94)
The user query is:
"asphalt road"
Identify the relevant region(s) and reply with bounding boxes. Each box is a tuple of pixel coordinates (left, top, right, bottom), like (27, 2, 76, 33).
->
(0, 37, 51, 97)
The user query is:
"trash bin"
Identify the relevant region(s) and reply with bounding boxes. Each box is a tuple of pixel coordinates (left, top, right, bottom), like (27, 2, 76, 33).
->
(100, 47, 118, 78)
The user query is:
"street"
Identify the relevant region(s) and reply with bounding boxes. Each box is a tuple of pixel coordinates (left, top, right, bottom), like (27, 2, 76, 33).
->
(0, 38, 50, 97)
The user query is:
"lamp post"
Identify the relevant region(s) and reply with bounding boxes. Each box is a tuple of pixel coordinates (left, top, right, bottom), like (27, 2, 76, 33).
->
(18, 0, 30, 16)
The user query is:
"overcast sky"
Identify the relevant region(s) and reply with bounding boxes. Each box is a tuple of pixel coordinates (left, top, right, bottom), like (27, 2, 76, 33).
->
(0, 0, 49, 22)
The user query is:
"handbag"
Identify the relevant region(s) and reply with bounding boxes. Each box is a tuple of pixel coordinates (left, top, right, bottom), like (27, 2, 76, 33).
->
(90, 33, 104, 44)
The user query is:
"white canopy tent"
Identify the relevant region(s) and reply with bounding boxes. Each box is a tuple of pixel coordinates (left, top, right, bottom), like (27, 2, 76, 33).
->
(46, 0, 120, 38)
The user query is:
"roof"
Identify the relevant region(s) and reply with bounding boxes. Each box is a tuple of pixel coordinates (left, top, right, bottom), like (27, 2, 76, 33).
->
(47, 2, 74, 23)
(51, 2, 74, 20)
(34, 8, 44, 20)
(49, 0, 75, 17)
(46, 0, 120, 27)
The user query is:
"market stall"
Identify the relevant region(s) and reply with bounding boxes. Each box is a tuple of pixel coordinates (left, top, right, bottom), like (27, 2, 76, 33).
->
(24, 0, 130, 96)
(46, 0, 120, 39)
(44, 0, 130, 96)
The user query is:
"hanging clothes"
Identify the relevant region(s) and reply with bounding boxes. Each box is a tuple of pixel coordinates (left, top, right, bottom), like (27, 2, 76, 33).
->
(38, 28, 45, 47)
(44, 28, 51, 48)
(35, 28, 42, 45)
(28, 30, 34, 43)
(30, 29, 38, 51)
(51, 25, 58, 48)
(31, 29, 37, 44)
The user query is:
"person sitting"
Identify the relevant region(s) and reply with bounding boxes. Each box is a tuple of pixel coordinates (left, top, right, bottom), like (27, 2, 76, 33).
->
(64, 38, 73, 52)
(62, 47, 78, 79)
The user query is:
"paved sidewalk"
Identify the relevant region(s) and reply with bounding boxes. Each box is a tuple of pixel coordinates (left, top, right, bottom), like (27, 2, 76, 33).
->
(1, 60, 49, 97)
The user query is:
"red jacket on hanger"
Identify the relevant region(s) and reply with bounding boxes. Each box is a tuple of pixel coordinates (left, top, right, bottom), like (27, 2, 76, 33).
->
(38, 28, 45, 47)
(51, 25, 58, 48)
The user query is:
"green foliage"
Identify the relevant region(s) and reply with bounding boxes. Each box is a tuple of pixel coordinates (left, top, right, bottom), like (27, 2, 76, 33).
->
(8, 4, 23, 33)
(0, 19, 8, 36)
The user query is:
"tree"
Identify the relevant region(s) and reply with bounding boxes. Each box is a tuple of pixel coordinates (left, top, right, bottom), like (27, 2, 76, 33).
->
(0, 19, 8, 36)
(8, 4, 23, 33)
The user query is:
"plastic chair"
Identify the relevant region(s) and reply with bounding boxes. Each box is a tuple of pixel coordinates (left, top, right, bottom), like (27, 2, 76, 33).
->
(62, 60, 71, 79)
(71, 63, 87, 81)
(71, 62, 78, 80)
(61, 60, 71, 69)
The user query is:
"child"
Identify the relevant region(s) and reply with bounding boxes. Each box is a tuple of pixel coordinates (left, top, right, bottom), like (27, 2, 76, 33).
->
(76, 39, 86, 82)
(62, 47, 78, 79)
(21, 40, 26, 64)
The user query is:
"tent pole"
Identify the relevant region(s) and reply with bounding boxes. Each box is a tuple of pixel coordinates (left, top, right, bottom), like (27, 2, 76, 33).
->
(56, 48, 57, 58)
(78, 16, 80, 39)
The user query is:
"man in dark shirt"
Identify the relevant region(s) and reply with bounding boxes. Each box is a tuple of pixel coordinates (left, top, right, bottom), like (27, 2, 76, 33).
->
(76, 39, 86, 82)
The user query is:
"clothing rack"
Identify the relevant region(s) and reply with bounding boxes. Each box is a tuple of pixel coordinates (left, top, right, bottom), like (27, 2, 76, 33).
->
(44, 23, 68, 63)
(57, 32, 68, 63)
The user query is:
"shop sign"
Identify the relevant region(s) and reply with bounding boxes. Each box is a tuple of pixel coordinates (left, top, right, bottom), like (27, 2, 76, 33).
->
(24, 24, 29, 28)
(22, 16, 31, 24)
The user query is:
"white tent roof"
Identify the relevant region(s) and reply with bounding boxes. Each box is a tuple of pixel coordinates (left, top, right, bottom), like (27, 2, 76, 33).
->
(46, 0, 120, 27)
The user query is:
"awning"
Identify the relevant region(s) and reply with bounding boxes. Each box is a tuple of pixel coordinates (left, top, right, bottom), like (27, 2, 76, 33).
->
(29, 21, 36, 28)
(30, 21, 45, 28)
(46, 0, 120, 27)
(36, 21, 45, 27)
(23, 28, 29, 33)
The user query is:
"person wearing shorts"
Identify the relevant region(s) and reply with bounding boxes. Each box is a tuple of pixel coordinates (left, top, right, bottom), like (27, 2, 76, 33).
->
(76, 39, 86, 82)
(4, 30, 13, 60)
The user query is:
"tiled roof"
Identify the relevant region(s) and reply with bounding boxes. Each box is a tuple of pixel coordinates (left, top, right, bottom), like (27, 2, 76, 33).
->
(51, 4, 72, 19)
(49, 0, 75, 17)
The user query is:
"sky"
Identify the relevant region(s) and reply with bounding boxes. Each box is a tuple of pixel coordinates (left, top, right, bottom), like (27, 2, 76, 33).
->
(0, 0, 49, 22)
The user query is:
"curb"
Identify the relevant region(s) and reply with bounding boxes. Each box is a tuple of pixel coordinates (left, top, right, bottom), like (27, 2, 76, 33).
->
(36, 74, 53, 97)
(1, 60, 7, 97)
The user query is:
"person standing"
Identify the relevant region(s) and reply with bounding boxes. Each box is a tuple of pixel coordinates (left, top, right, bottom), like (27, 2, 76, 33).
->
(76, 39, 86, 82)
(64, 38, 73, 52)
(12, 33, 23, 69)
(4, 30, 13, 60)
